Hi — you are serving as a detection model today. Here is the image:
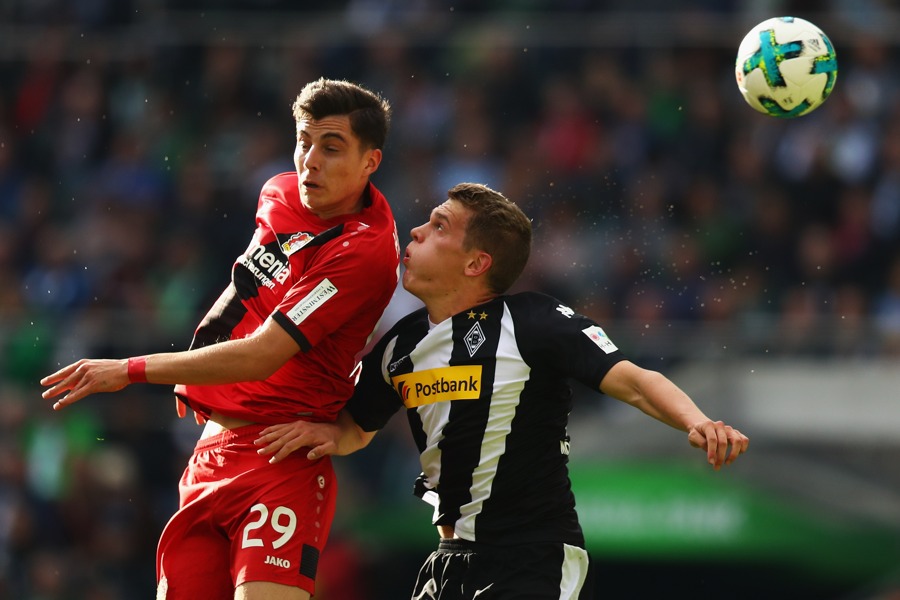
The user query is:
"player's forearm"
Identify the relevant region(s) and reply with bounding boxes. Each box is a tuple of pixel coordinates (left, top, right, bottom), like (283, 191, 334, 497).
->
(255, 410, 377, 464)
(143, 336, 285, 385)
(138, 316, 300, 386)
(332, 410, 376, 455)
(630, 369, 709, 432)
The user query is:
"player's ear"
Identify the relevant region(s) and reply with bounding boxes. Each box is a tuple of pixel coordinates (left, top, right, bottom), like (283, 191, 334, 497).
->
(363, 148, 382, 175)
(465, 251, 492, 278)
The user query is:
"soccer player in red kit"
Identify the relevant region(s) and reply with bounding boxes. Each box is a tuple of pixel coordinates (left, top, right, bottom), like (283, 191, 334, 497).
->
(40, 78, 399, 600)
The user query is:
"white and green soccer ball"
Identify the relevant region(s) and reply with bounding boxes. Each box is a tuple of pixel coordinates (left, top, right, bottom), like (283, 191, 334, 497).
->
(735, 16, 838, 118)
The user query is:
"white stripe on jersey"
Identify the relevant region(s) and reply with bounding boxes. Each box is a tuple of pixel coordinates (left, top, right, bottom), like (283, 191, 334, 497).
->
(414, 319, 456, 488)
(455, 304, 530, 540)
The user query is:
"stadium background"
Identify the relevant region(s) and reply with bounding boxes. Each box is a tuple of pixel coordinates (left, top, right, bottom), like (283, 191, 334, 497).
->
(0, 0, 899, 598)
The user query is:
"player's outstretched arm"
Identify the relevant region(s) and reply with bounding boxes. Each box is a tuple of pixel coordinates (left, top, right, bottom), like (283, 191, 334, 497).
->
(599, 360, 749, 470)
(40, 317, 301, 410)
(255, 410, 376, 464)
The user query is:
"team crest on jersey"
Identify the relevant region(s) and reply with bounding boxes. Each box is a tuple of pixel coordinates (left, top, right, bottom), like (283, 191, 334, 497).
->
(582, 325, 618, 354)
(464, 322, 485, 357)
(280, 232, 314, 256)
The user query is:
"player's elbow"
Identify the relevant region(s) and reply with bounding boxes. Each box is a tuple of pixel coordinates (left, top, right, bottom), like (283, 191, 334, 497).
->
(338, 415, 376, 455)
(354, 427, 377, 451)
(241, 331, 299, 380)
(602, 361, 660, 404)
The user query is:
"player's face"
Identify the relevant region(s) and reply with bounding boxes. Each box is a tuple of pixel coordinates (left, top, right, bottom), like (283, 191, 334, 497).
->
(294, 116, 381, 220)
(403, 199, 473, 301)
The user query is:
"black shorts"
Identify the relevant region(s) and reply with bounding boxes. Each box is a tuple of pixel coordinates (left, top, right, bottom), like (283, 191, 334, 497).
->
(411, 538, 594, 600)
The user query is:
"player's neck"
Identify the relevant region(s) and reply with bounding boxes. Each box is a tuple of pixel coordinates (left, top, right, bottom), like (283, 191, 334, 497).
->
(303, 198, 364, 221)
(425, 290, 498, 325)
(301, 187, 367, 221)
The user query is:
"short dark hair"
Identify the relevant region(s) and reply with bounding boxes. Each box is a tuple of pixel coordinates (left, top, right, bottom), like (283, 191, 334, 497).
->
(448, 183, 532, 294)
(292, 78, 391, 150)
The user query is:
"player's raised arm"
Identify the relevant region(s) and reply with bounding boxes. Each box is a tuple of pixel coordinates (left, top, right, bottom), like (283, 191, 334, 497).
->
(599, 359, 749, 470)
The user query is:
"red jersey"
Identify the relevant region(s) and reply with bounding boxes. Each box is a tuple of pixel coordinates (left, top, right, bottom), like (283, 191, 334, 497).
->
(174, 172, 399, 424)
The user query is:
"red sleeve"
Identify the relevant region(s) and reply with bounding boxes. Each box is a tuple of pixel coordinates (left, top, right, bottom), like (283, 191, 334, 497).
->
(274, 226, 397, 350)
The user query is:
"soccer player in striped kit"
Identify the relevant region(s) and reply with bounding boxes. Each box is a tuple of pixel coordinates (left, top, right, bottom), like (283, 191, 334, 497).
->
(256, 182, 750, 600)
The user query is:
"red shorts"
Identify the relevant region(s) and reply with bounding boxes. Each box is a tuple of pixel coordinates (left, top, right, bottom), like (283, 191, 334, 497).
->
(156, 424, 337, 598)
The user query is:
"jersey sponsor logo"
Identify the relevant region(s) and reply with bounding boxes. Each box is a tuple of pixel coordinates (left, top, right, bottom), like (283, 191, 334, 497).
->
(392, 365, 483, 408)
(264, 555, 292, 569)
(281, 232, 314, 256)
(582, 325, 618, 354)
(240, 241, 291, 289)
(286, 278, 338, 325)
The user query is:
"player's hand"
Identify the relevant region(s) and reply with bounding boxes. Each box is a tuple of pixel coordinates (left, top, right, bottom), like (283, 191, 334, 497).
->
(40, 358, 129, 410)
(687, 420, 749, 470)
(254, 421, 341, 464)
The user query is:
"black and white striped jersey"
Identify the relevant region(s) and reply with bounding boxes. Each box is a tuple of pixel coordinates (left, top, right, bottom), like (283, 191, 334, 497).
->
(346, 291, 626, 547)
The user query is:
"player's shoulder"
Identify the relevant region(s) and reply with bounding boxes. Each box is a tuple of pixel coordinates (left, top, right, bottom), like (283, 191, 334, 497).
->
(357, 183, 396, 232)
(501, 292, 594, 338)
(259, 172, 299, 204)
(374, 306, 430, 352)
(263, 171, 298, 188)
(503, 290, 572, 315)
(388, 305, 429, 333)
(345, 184, 399, 262)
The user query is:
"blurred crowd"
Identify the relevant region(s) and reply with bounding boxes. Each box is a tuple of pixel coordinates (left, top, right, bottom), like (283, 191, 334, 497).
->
(0, 0, 899, 598)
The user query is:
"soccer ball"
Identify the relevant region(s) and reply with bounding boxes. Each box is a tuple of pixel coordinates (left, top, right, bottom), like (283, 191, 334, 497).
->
(735, 16, 838, 118)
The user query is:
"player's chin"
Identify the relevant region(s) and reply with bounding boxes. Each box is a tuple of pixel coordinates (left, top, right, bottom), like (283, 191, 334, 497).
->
(401, 269, 415, 288)
(300, 186, 325, 204)
(401, 271, 423, 296)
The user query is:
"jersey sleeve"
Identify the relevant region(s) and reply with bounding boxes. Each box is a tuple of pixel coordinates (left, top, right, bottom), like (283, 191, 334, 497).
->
(272, 227, 397, 351)
(345, 331, 404, 432)
(513, 293, 627, 391)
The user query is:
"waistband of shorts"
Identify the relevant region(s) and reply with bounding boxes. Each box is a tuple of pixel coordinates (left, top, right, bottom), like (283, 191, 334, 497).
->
(436, 538, 503, 554)
(193, 423, 269, 452)
(436, 538, 586, 554)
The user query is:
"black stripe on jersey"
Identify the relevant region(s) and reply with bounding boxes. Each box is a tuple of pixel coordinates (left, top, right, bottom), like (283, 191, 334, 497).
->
(473, 296, 583, 546)
(274, 224, 345, 254)
(387, 312, 432, 455)
(190, 286, 247, 349)
(430, 310, 503, 527)
(303, 224, 344, 248)
(407, 410, 427, 460)
(272, 311, 312, 352)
